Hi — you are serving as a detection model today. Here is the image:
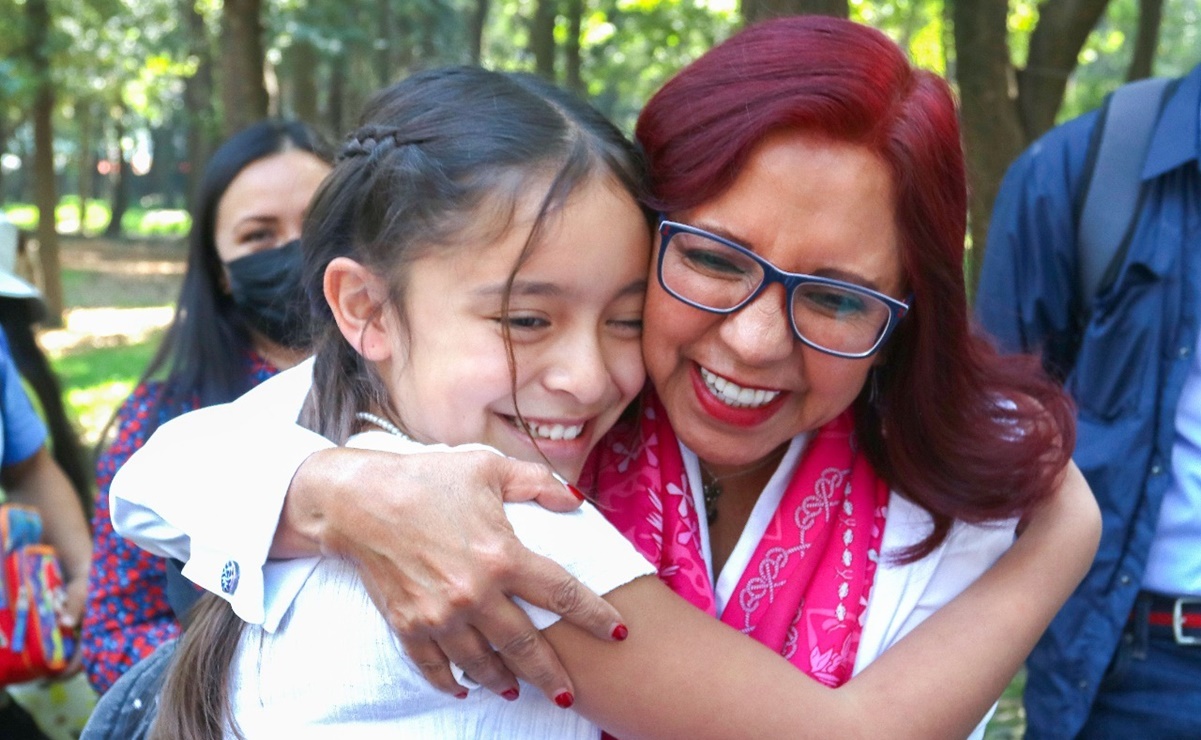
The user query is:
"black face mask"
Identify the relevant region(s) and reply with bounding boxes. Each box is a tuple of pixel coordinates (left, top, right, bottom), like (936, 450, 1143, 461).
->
(225, 239, 312, 350)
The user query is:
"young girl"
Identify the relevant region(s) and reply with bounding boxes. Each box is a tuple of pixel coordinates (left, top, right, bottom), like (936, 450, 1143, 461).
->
(153, 67, 1098, 739)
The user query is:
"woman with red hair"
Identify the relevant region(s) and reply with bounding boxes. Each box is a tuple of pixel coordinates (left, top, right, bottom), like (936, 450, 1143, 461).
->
(111, 17, 1098, 737)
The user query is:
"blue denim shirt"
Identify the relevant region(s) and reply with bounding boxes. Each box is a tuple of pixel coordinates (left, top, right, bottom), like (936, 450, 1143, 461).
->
(975, 64, 1201, 739)
(0, 325, 48, 468)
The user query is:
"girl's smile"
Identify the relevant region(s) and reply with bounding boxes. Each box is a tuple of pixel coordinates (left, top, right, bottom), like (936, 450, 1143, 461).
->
(378, 174, 651, 482)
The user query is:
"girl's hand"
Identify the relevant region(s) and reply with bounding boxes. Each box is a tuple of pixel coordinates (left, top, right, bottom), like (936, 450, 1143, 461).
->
(280, 447, 627, 703)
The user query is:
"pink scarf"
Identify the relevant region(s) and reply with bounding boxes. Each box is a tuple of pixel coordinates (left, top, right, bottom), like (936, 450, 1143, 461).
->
(582, 391, 888, 687)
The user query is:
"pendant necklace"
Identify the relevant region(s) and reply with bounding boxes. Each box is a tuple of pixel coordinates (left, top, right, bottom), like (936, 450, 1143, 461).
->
(699, 449, 786, 525)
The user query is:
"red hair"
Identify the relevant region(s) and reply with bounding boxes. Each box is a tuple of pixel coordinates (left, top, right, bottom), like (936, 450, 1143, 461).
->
(636, 17, 1075, 559)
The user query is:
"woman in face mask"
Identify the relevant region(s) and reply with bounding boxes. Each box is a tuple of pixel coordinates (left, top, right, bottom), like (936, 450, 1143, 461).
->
(80, 120, 332, 694)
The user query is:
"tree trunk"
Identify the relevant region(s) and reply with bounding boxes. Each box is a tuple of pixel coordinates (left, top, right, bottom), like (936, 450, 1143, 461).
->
(105, 115, 130, 239)
(219, 0, 269, 137)
(952, 0, 1026, 293)
(149, 123, 179, 207)
(182, 0, 216, 206)
(531, 0, 557, 80)
(376, 0, 393, 86)
(563, 0, 583, 95)
(742, 0, 846, 25)
(1127, 0, 1164, 81)
(288, 38, 320, 129)
(1016, 0, 1112, 141)
(76, 101, 93, 236)
(468, 0, 490, 64)
(955, 0, 1116, 294)
(328, 53, 347, 138)
(27, 0, 63, 326)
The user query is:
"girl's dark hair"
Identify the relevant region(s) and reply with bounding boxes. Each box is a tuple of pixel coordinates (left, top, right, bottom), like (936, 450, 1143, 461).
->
(636, 16, 1076, 560)
(101, 119, 332, 448)
(154, 67, 648, 740)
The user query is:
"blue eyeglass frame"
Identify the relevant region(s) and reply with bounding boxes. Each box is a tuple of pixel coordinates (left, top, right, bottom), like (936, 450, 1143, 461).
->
(656, 218, 912, 359)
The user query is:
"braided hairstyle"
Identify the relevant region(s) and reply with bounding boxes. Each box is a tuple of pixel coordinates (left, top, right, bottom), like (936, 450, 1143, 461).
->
(153, 66, 650, 740)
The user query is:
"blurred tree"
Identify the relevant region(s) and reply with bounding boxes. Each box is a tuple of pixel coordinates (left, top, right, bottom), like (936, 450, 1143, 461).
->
(563, 0, 583, 93)
(181, 0, 217, 206)
(954, 0, 1113, 288)
(103, 106, 130, 238)
(743, 0, 847, 24)
(468, 0, 490, 63)
(1128, 0, 1165, 80)
(221, 0, 270, 136)
(28, 0, 65, 326)
(532, 0, 557, 78)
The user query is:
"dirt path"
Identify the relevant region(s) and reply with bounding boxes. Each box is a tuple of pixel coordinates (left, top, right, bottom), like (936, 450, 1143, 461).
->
(36, 237, 186, 356)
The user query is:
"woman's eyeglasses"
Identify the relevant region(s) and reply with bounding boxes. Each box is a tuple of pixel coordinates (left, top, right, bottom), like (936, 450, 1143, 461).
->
(656, 219, 910, 359)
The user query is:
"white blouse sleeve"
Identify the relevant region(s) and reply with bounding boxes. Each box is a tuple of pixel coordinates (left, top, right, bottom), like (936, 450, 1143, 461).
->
(110, 358, 328, 625)
(345, 431, 656, 629)
(504, 501, 656, 629)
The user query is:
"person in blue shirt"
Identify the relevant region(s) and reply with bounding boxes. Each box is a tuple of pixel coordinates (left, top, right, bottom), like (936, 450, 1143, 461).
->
(0, 322, 93, 737)
(976, 62, 1201, 739)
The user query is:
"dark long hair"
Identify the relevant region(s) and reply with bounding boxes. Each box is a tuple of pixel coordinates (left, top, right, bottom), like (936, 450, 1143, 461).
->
(101, 120, 332, 447)
(636, 16, 1076, 560)
(153, 67, 649, 740)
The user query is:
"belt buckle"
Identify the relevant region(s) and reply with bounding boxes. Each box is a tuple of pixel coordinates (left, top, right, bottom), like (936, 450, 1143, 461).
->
(1173, 597, 1201, 645)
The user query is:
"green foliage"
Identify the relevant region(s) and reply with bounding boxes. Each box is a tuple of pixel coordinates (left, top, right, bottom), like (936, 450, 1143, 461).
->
(4, 0, 1201, 236)
(852, 0, 947, 75)
(477, 0, 738, 131)
(50, 334, 159, 445)
(1061, 0, 1201, 121)
(3, 200, 190, 237)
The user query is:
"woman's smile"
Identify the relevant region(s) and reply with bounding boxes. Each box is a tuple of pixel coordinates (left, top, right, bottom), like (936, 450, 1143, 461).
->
(690, 363, 790, 428)
(697, 365, 783, 408)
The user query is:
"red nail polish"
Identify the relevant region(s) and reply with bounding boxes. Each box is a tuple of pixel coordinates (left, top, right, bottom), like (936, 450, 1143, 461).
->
(455, 690, 468, 700)
(502, 688, 520, 701)
(554, 691, 575, 708)
(567, 484, 585, 502)
(611, 623, 628, 641)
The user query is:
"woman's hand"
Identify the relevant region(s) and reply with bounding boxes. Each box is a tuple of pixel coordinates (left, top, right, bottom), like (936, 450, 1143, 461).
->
(278, 447, 627, 702)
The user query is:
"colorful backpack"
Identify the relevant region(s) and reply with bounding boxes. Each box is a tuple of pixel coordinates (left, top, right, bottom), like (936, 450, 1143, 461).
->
(0, 504, 75, 685)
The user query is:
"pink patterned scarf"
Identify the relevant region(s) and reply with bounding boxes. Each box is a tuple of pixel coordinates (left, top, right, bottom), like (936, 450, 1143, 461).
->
(582, 391, 889, 687)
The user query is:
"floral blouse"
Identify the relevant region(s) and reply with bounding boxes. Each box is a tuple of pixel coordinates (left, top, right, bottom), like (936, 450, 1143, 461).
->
(81, 355, 276, 693)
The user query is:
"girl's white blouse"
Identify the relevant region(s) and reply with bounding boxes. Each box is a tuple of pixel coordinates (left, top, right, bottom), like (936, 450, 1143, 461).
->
(227, 430, 656, 739)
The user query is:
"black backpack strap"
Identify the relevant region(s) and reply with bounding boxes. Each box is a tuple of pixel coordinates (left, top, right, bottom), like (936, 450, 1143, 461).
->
(1075, 76, 1173, 319)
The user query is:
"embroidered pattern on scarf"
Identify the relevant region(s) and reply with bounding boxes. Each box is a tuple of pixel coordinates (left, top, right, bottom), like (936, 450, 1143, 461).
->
(581, 391, 888, 687)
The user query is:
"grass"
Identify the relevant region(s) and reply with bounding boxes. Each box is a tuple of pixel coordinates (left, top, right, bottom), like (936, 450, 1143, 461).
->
(40, 237, 181, 445)
(51, 334, 161, 445)
(985, 669, 1026, 738)
(4, 197, 190, 239)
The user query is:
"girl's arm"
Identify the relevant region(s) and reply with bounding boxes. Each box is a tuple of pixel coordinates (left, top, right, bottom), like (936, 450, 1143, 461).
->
(551, 461, 1100, 739)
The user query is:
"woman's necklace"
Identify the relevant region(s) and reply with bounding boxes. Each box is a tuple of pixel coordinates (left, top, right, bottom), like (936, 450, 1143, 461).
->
(356, 411, 409, 440)
(699, 449, 786, 525)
